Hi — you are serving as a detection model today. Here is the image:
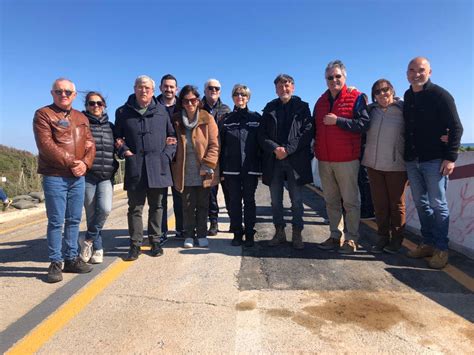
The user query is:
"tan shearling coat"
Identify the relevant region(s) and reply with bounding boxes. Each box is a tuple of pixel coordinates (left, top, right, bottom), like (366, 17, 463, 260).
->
(172, 109, 220, 192)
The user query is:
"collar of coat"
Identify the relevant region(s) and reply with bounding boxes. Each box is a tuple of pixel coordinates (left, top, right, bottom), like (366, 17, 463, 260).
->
(174, 109, 213, 131)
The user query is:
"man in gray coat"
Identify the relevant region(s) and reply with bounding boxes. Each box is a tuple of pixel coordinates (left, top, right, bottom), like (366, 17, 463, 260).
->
(115, 75, 177, 261)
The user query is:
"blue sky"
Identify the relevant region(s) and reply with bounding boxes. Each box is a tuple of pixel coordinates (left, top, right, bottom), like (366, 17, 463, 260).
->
(1, 0, 472, 153)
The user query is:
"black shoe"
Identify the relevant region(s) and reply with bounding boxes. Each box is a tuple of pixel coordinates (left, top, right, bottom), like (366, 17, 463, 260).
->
(159, 233, 168, 246)
(125, 245, 141, 261)
(244, 230, 255, 247)
(208, 222, 218, 236)
(47, 261, 63, 283)
(150, 242, 164, 257)
(231, 231, 243, 246)
(63, 258, 93, 273)
(174, 231, 185, 239)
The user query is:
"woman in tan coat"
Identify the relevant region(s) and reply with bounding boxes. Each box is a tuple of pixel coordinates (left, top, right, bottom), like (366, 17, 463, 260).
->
(172, 85, 219, 248)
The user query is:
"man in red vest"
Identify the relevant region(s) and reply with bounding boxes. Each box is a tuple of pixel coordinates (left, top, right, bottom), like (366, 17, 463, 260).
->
(313, 60, 370, 253)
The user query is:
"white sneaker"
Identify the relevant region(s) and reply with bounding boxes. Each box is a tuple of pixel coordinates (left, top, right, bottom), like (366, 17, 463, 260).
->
(79, 237, 93, 262)
(90, 249, 103, 264)
(198, 237, 209, 247)
(183, 238, 194, 248)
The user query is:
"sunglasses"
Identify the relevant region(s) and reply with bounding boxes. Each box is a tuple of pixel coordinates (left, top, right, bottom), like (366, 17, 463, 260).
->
(88, 101, 104, 107)
(374, 87, 391, 96)
(207, 86, 220, 91)
(233, 92, 248, 97)
(53, 89, 74, 97)
(326, 74, 343, 81)
(182, 97, 199, 105)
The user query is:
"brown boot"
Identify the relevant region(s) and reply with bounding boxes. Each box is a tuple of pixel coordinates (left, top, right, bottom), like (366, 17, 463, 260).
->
(268, 225, 286, 246)
(292, 226, 304, 250)
(429, 249, 449, 269)
(407, 244, 434, 258)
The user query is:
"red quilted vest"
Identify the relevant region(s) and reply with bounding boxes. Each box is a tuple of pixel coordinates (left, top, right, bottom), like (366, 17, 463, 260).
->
(313, 86, 361, 162)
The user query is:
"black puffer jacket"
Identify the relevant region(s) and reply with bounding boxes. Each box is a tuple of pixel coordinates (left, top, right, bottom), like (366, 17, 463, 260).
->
(83, 111, 118, 182)
(219, 106, 262, 176)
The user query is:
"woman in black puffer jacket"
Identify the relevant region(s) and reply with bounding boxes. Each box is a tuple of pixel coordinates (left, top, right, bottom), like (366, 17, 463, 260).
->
(79, 91, 118, 264)
(219, 84, 262, 247)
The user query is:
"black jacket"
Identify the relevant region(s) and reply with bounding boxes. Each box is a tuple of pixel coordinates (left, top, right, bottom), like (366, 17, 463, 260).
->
(115, 95, 176, 190)
(202, 97, 231, 123)
(403, 80, 463, 162)
(83, 111, 118, 182)
(219, 107, 262, 176)
(258, 96, 314, 186)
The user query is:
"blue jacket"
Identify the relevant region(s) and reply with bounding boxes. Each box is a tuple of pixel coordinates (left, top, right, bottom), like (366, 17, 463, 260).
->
(114, 95, 176, 190)
(258, 96, 314, 186)
(219, 107, 262, 176)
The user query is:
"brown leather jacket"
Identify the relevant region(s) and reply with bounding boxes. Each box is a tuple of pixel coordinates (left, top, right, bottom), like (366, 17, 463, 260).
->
(33, 104, 96, 177)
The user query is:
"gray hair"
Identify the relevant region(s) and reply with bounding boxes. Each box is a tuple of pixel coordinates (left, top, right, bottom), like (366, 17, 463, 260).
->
(273, 74, 294, 85)
(52, 78, 76, 91)
(134, 75, 155, 89)
(232, 84, 251, 100)
(204, 78, 221, 90)
(325, 60, 347, 78)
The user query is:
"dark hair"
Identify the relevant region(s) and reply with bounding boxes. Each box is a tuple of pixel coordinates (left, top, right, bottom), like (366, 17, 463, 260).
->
(177, 85, 202, 111)
(371, 79, 395, 103)
(84, 91, 107, 107)
(160, 74, 178, 86)
(273, 74, 294, 85)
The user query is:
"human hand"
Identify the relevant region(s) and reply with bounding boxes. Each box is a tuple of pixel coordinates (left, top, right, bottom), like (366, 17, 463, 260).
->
(440, 160, 455, 176)
(166, 137, 177, 145)
(71, 160, 87, 177)
(323, 113, 337, 125)
(273, 146, 288, 160)
(115, 138, 125, 150)
(124, 150, 134, 157)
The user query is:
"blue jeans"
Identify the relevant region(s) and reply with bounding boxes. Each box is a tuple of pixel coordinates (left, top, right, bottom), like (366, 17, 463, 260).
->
(84, 178, 113, 250)
(0, 188, 8, 202)
(406, 159, 449, 250)
(43, 176, 85, 262)
(269, 159, 304, 228)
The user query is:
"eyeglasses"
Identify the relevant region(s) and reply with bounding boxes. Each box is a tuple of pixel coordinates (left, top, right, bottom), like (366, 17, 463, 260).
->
(182, 97, 199, 105)
(374, 87, 391, 96)
(326, 74, 343, 81)
(88, 101, 104, 107)
(53, 89, 74, 97)
(233, 92, 248, 97)
(207, 86, 220, 92)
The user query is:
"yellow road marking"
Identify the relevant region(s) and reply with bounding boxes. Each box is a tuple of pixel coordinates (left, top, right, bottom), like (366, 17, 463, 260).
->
(306, 184, 474, 293)
(6, 260, 132, 355)
(6, 214, 175, 354)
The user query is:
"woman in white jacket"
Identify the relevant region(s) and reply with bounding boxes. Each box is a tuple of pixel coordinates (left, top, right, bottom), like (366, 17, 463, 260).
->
(362, 79, 407, 254)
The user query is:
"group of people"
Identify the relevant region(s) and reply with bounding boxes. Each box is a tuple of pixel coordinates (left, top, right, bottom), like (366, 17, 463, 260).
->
(33, 56, 463, 283)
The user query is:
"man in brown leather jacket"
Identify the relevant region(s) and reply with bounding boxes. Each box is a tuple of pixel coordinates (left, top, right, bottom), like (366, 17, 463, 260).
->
(33, 78, 96, 283)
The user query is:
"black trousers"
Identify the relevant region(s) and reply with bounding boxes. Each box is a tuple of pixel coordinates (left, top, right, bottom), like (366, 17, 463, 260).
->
(225, 175, 258, 234)
(182, 186, 210, 239)
(161, 186, 183, 233)
(208, 182, 230, 223)
(127, 187, 166, 246)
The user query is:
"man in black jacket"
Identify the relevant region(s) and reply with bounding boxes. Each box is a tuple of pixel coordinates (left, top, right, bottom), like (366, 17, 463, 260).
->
(403, 57, 463, 269)
(156, 74, 184, 244)
(115, 75, 177, 261)
(258, 74, 313, 249)
(202, 78, 231, 236)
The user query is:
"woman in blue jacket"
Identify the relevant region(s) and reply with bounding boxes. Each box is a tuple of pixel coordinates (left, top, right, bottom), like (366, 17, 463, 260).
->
(219, 84, 262, 247)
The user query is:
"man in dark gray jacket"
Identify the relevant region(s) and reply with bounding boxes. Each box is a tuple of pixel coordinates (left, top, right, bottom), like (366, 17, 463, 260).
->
(258, 74, 313, 249)
(115, 75, 177, 261)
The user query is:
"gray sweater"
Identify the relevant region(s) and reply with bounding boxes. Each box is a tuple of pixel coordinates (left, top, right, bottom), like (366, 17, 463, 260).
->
(362, 100, 406, 172)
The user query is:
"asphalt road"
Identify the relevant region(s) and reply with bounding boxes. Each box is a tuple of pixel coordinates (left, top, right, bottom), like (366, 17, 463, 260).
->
(0, 183, 473, 354)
